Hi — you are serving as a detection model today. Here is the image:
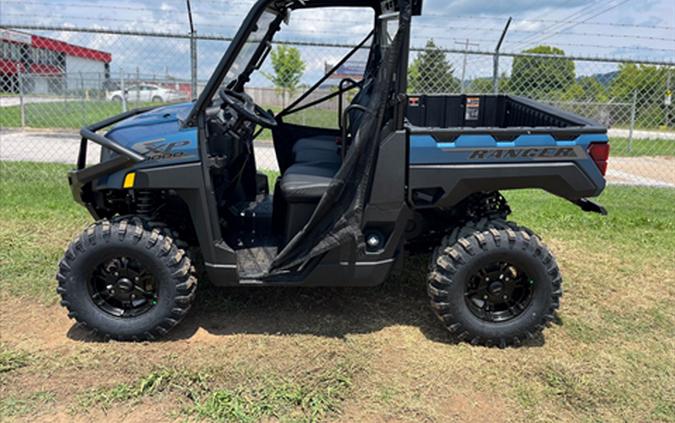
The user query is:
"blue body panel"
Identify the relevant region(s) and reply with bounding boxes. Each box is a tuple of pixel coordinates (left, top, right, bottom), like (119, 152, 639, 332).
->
(95, 102, 200, 189)
(409, 133, 608, 164)
(409, 132, 609, 190)
(106, 102, 199, 166)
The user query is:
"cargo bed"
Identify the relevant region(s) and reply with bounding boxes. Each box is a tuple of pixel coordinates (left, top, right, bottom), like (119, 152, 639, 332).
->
(406, 94, 605, 137)
(405, 94, 609, 210)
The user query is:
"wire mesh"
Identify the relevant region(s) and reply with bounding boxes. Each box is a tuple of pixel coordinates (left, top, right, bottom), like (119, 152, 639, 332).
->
(1, 25, 673, 193)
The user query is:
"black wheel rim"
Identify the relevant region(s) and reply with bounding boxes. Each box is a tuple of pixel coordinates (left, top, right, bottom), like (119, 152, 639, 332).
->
(88, 256, 158, 318)
(464, 261, 534, 322)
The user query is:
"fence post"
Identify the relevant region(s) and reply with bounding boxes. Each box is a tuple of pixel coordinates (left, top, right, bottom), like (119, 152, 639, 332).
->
(665, 68, 672, 128)
(628, 90, 637, 153)
(136, 66, 140, 103)
(492, 53, 500, 95)
(190, 34, 198, 99)
(80, 71, 86, 124)
(186, 0, 197, 99)
(18, 68, 26, 128)
(120, 68, 128, 113)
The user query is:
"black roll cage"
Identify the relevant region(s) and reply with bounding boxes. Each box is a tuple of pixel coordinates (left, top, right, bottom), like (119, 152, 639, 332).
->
(183, 0, 417, 129)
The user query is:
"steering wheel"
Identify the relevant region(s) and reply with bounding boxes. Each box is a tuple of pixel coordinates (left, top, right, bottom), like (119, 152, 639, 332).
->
(218, 88, 277, 128)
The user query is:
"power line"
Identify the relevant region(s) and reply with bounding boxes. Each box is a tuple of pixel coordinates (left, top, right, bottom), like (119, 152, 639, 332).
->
(421, 13, 674, 30)
(512, 0, 610, 46)
(518, 0, 633, 49)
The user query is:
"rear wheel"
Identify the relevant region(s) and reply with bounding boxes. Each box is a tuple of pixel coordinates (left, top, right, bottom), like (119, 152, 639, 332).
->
(56, 219, 197, 341)
(427, 220, 561, 347)
(152, 96, 163, 103)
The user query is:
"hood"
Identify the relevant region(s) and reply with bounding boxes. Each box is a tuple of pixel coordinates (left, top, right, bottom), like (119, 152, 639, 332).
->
(105, 102, 199, 166)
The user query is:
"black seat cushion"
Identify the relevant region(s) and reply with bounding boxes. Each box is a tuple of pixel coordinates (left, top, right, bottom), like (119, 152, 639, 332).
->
(280, 162, 339, 202)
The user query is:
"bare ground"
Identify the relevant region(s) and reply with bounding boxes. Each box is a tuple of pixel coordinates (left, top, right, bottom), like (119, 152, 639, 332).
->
(2, 236, 674, 422)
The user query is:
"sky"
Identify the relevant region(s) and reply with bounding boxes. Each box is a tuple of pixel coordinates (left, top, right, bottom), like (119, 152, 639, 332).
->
(1, 0, 673, 84)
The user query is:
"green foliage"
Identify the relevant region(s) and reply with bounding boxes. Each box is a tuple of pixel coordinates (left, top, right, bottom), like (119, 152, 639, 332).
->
(610, 63, 668, 103)
(262, 45, 306, 93)
(408, 39, 460, 94)
(509, 45, 575, 97)
(468, 77, 494, 94)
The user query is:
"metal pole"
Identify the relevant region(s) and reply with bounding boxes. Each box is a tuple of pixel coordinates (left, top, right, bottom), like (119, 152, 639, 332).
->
(665, 68, 671, 128)
(136, 66, 140, 103)
(80, 71, 86, 124)
(18, 68, 25, 128)
(120, 68, 127, 112)
(190, 35, 197, 99)
(455, 39, 479, 94)
(628, 90, 637, 152)
(493, 17, 512, 95)
(492, 54, 500, 95)
(186, 0, 197, 99)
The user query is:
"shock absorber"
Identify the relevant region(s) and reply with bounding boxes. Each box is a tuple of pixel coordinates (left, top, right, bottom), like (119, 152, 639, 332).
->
(135, 190, 156, 217)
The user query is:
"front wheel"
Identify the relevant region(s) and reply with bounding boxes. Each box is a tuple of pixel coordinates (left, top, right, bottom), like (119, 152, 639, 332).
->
(427, 221, 561, 347)
(56, 219, 197, 341)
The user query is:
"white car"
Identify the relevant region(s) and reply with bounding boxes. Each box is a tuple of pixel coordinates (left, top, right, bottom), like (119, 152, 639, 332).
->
(107, 83, 186, 103)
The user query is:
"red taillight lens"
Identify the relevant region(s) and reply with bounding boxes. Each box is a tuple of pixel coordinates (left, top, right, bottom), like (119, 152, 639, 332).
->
(588, 143, 610, 176)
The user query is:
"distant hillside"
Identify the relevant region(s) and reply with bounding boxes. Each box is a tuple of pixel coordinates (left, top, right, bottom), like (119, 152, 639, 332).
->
(587, 71, 619, 87)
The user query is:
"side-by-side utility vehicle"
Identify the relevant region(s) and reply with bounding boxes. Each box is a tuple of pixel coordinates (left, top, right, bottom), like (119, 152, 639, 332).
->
(57, 0, 610, 346)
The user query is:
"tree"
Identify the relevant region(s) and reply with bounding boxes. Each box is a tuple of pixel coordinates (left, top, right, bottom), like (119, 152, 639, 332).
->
(509, 45, 575, 98)
(408, 39, 460, 94)
(262, 45, 306, 95)
(609, 63, 669, 128)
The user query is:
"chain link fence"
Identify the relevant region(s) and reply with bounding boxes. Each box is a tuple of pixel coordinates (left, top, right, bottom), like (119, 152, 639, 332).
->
(1, 25, 673, 193)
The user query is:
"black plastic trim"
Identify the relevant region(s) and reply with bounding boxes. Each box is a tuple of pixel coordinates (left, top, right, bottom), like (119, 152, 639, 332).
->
(408, 162, 599, 209)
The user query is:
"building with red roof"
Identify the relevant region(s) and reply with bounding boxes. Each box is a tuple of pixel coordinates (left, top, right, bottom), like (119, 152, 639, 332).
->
(0, 29, 111, 94)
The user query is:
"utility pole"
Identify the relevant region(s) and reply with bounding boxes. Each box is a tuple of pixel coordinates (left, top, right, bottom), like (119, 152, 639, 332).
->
(455, 38, 479, 94)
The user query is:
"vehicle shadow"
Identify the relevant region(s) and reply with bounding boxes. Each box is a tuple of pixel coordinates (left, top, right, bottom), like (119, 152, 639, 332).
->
(67, 256, 549, 347)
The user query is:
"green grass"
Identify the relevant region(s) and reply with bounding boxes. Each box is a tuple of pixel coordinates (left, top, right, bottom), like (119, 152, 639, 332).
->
(0, 343, 32, 374)
(0, 100, 162, 129)
(77, 368, 210, 410)
(609, 137, 674, 157)
(75, 364, 353, 422)
(0, 391, 55, 419)
(0, 161, 673, 422)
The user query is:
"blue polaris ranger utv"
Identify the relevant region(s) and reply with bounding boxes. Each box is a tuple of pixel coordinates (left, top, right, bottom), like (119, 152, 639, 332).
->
(57, 0, 610, 346)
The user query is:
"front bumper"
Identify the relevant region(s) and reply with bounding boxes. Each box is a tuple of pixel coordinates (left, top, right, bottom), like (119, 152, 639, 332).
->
(68, 106, 157, 204)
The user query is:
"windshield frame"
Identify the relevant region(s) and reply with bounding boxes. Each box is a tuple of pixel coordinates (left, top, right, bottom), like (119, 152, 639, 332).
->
(184, 0, 284, 127)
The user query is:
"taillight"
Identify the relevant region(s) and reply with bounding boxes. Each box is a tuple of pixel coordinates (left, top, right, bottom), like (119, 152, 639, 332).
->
(588, 143, 610, 176)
